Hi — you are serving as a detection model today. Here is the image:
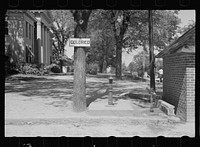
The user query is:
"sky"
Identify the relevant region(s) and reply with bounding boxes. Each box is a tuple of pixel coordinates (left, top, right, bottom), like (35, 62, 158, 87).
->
(65, 10, 196, 66)
(177, 10, 195, 28)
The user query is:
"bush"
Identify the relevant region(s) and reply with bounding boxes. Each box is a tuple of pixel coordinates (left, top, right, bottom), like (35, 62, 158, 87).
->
(19, 63, 42, 75)
(46, 64, 61, 73)
(6, 61, 62, 76)
(87, 63, 98, 75)
(5, 62, 20, 76)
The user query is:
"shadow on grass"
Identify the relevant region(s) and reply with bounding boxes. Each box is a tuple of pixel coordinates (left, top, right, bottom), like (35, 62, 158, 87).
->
(5, 74, 157, 108)
(5, 76, 74, 100)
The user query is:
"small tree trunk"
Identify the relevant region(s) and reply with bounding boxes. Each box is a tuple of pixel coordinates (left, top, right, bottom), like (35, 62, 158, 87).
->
(142, 46, 146, 79)
(102, 56, 107, 73)
(59, 59, 63, 73)
(99, 61, 103, 73)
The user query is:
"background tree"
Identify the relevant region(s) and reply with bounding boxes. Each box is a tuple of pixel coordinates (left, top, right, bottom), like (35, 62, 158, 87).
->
(71, 10, 92, 112)
(51, 10, 75, 71)
(87, 10, 116, 73)
(122, 62, 128, 73)
(107, 10, 132, 79)
(95, 10, 180, 79)
(177, 20, 195, 35)
(128, 51, 149, 77)
(132, 10, 180, 90)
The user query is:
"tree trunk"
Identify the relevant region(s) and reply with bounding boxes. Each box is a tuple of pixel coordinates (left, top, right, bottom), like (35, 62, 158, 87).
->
(60, 44, 65, 73)
(142, 44, 146, 79)
(142, 52, 145, 79)
(99, 61, 103, 73)
(72, 10, 92, 112)
(102, 56, 107, 73)
(59, 59, 63, 73)
(73, 47, 86, 111)
(149, 10, 156, 91)
(115, 36, 122, 80)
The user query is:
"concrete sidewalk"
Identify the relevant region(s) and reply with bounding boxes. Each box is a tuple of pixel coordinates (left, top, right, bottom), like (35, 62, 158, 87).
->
(87, 98, 169, 120)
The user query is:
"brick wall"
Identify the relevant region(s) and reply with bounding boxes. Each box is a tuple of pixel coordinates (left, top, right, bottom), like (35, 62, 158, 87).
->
(163, 52, 195, 121)
(186, 67, 195, 121)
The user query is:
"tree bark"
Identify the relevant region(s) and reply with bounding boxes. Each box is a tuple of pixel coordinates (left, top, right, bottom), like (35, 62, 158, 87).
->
(72, 10, 91, 112)
(111, 11, 129, 80)
(73, 47, 86, 111)
(99, 60, 103, 73)
(115, 36, 122, 79)
(142, 43, 146, 79)
(102, 56, 107, 73)
(149, 10, 156, 91)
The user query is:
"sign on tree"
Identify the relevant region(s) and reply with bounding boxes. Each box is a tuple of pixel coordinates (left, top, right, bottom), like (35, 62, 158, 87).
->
(69, 38, 90, 47)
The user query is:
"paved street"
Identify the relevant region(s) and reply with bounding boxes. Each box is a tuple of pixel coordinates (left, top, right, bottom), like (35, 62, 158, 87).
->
(5, 74, 195, 137)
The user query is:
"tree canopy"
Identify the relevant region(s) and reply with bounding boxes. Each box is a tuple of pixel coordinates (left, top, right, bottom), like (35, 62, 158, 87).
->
(51, 10, 75, 61)
(50, 10, 182, 77)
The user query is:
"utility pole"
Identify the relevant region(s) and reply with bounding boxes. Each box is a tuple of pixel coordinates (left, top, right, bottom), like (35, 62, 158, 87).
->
(148, 10, 155, 91)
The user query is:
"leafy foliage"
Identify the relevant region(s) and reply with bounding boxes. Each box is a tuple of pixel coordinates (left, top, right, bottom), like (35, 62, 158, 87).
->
(87, 10, 116, 72)
(177, 20, 195, 35)
(5, 62, 62, 76)
(47, 64, 61, 73)
(51, 10, 75, 64)
(5, 61, 20, 76)
(19, 63, 42, 75)
(128, 51, 150, 77)
(86, 63, 99, 75)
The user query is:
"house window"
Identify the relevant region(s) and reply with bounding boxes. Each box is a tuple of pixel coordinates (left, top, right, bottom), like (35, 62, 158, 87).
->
(26, 22, 28, 38)
(29, 24, 31, 40)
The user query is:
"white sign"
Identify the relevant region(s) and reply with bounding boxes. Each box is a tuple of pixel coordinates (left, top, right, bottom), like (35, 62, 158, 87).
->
(69, 38, 90, 47)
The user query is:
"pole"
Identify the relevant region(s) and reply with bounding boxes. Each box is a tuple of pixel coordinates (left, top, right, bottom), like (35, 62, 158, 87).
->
(108, 76, 114, 105)
(148, 10, 155, 91)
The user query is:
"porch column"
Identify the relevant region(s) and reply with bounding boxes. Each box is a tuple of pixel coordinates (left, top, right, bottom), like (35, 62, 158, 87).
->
(36, 19, 42, 63)
(41, 23, 44, 63)
(47, 28, 50, 64)
(45, 26, 48, 64)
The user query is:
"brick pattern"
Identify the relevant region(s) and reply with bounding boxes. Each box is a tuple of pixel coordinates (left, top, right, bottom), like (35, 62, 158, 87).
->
(163, 52, 195, 121)
(186, 67, 195, 121)
(176, 74, 187, 121)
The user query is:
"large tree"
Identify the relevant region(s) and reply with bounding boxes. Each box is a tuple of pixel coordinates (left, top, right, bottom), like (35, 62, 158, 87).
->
(71, 10, 92, 112)
(107, 10, 132, 79)
(51, 10, 75, 70)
